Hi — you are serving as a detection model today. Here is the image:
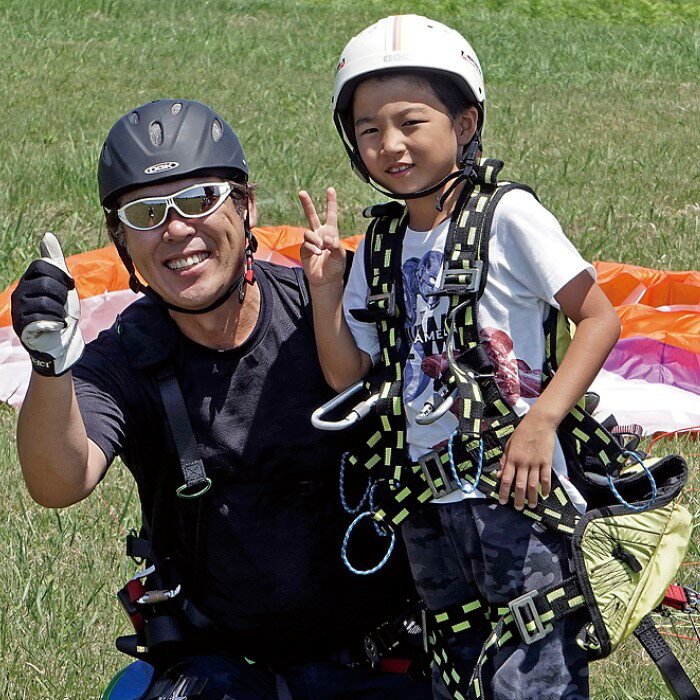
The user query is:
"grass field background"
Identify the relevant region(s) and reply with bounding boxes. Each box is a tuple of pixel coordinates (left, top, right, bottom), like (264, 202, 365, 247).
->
(0, 0, 698, 697)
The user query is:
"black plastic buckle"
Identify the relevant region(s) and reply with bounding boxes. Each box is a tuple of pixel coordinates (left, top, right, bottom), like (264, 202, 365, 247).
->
(366, 286, 398, 319)
(509, 590, 552, 645)
(428, 261, 482, 298)
(418, 450, 460, 499)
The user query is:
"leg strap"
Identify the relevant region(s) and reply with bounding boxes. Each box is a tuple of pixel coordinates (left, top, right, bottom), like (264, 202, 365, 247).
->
(429, 576, 585, 700)
(633, 615, 700, 700)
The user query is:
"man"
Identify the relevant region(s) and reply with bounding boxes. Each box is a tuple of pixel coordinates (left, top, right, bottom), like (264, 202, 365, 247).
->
(11, 99, 428, 699)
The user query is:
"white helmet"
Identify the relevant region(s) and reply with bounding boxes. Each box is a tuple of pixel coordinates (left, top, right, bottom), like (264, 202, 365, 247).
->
(332, 15, 485, 189)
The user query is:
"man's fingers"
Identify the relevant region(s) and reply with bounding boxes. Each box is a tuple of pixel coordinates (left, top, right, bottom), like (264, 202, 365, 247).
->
(298, 191, 322, 231)
(40, 232, 69, 275)
(326, 187, 338, 230)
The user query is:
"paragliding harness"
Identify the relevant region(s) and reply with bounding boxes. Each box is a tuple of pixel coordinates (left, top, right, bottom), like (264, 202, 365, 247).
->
(113, 364, 219, 667)
(113, 363, 430, 696)
(312, 157, 698, 699)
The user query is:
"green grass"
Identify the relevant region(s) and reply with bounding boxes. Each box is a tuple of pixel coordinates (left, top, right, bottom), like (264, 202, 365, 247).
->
(0, 0, 698, 697)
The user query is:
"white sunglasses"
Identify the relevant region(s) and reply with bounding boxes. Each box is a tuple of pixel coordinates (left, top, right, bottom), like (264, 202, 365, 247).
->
(117, 181, 233, 231)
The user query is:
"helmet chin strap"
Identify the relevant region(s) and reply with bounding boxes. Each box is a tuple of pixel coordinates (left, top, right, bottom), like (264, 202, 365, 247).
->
(114, 202, 258, 316)
(351, 133, 482, 213)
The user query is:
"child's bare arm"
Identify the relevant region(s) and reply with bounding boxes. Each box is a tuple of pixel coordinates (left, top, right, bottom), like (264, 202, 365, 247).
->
(298, 188, 372, 391)
(498, 270, 621, 510)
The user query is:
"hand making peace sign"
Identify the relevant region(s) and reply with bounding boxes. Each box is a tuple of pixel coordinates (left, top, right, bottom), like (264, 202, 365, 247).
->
(298, 187, 347, 289)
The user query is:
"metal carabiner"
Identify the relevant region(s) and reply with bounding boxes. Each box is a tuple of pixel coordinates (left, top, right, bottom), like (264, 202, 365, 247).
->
(137, 584, 182, 605)
(311, 380, 379, 431)
(415, 388, 457, 425)
(131, 564, 155, 581)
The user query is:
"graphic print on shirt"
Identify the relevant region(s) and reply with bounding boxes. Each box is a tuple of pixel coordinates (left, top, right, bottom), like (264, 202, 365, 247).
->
(402, 252, 543, 416)
(479, 327, 542, 405)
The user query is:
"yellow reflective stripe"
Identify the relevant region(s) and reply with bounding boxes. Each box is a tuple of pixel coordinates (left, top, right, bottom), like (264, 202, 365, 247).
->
(463, 599, 481, 613)
(395, 486, 411, 502)
(452, 620, 471, 633)
(595, 428, 611, 444)
(392, 508, 409, 525)
(573, 427, 588, 442)
(367, 454, 380, 469)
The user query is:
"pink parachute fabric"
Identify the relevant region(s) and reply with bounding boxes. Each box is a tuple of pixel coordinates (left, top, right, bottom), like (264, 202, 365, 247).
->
(0, 228, 697, 435)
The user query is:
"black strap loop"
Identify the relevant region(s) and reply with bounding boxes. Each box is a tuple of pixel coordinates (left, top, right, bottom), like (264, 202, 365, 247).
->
(156, 367, 212, 498)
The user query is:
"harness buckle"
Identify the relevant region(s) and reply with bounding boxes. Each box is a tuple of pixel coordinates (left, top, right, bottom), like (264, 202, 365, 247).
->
(509, 590, 552, 645)
(428, 261, 483, 298)
(418, 450, 461, 499)
(366, 286, 398, 318)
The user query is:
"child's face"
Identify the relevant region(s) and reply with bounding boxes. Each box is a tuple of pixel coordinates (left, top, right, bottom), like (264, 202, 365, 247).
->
(352, 76, 476, 196)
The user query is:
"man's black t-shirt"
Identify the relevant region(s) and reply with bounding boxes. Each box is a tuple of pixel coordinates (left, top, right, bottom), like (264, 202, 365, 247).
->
(73, 262, 409, 662)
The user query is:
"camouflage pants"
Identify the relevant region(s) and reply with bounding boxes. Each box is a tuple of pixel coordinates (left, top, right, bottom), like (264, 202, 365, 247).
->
(402, 500, 589, 700)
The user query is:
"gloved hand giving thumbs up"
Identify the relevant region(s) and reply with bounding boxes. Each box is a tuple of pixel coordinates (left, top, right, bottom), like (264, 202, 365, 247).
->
(11, 232, 85, 376)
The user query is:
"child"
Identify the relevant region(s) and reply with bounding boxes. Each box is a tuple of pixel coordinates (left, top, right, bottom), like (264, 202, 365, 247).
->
(299, 15, 620, 700)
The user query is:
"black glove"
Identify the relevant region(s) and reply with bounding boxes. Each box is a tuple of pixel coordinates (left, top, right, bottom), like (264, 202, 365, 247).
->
(11, 232, 84, 376)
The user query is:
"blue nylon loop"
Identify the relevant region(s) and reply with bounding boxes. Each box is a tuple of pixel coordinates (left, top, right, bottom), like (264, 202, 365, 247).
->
(339, 451, 372, 515)
(447, 431, 484, 495)
(606, 450, 657, 512)
(341, 510, 396, 575)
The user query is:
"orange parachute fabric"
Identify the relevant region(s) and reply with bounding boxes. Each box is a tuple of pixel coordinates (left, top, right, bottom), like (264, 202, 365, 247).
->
(0, 226, 698, 434)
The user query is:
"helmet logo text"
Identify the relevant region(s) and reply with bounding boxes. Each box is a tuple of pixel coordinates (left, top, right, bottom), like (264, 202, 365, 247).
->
(144, 161, 180, 175)
(384, 53, 415, 63)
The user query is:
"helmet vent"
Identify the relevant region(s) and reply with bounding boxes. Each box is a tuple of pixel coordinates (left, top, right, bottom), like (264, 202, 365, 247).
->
(211, 119, 223, 142)
(171, 102, 182, 115)
(128, 112, 139, 125)
(149, 121, 164, 146)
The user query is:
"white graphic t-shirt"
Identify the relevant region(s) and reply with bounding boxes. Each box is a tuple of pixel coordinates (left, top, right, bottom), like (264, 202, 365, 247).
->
(343, 189, 594, 510)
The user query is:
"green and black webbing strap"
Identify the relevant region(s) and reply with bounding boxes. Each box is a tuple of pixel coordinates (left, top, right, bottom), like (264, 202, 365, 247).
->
(425, 599, 509, 700)
(560, 404, 628, 476)
(463, 576, 587, 699)
(347, 206, 411, 488)
(425, 416, 633, 699)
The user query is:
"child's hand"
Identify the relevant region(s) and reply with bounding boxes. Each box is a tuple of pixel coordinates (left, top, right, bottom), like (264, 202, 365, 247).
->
(298, 188, 346, 289)
(496, 413, 555, 510)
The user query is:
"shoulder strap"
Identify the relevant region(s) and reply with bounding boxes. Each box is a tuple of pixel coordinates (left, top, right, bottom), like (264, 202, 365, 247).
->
(349, 201, 408, 325)
(156, 365, 211, 499)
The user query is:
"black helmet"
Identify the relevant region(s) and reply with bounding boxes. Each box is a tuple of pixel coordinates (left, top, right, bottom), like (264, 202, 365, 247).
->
(98, 99, 248, 209)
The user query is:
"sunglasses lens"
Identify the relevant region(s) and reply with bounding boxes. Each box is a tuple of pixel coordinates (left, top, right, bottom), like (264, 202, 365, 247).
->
(123, 200, 167, 229)
(174, 185, 226, 216)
